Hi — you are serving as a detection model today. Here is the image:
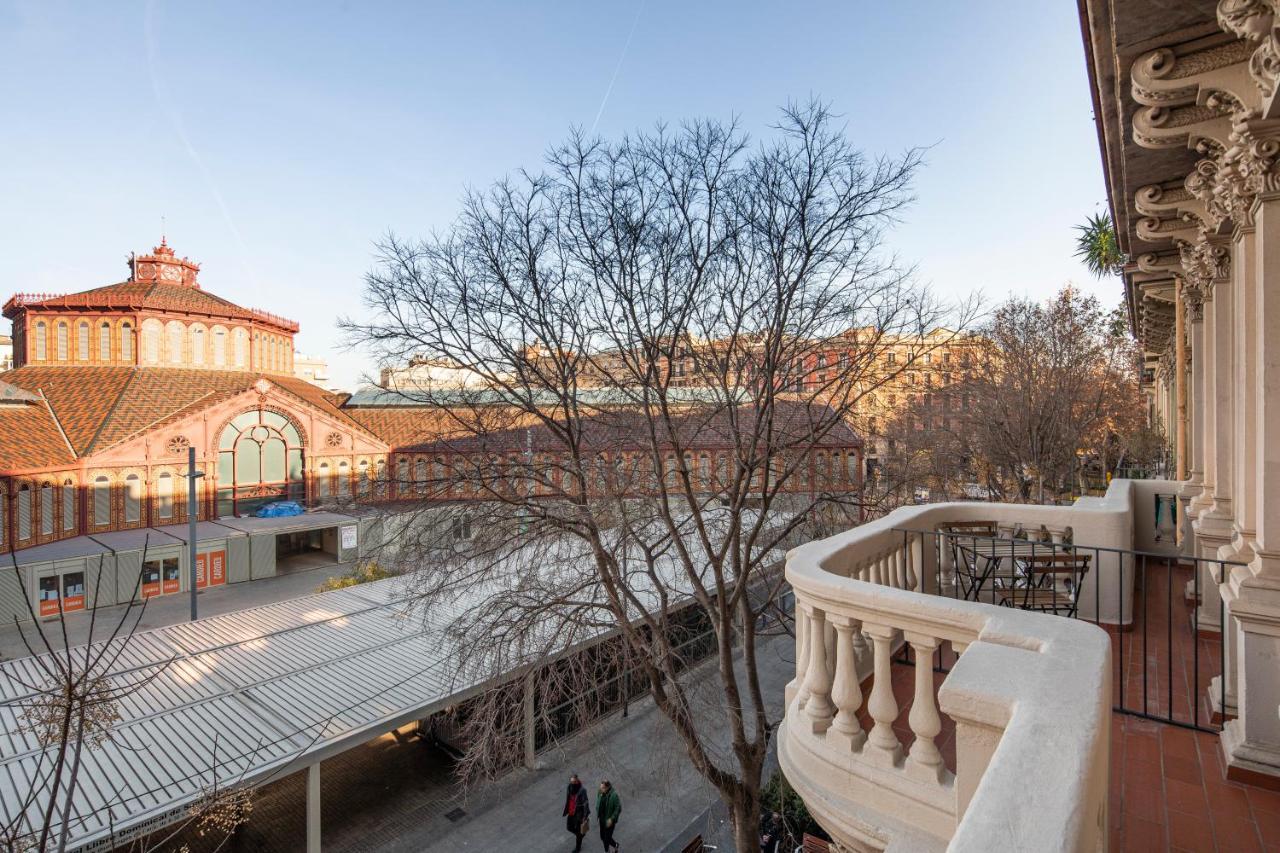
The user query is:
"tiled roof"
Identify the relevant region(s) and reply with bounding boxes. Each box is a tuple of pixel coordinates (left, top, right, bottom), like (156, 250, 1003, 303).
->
(0, 401, 75, 470)
(0, 366, 381, 460)
(4, 282, 298, 332)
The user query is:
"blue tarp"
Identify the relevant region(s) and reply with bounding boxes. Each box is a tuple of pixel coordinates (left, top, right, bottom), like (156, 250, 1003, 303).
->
(254, 501, 306, 518)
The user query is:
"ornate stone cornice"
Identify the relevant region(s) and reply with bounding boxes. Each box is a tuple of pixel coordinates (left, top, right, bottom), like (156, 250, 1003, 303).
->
(1182, 279, 1206, 321)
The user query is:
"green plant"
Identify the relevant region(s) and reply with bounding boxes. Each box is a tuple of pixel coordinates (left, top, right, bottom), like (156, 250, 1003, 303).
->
(760, 768, 829, 845)
(316, 561, 392, 592)
(1073, 211, 1125, 279)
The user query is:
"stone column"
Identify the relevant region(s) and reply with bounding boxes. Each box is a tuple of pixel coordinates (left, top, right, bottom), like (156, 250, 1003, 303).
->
(1197, 253, 1235, 634)
(1221, 186, 1280, 784)
(1185, 290, 1208, 518)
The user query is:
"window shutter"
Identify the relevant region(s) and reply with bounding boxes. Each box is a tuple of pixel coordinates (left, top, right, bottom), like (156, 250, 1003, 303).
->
(94, 479, 110, 526)
(17, 490, 32, 540)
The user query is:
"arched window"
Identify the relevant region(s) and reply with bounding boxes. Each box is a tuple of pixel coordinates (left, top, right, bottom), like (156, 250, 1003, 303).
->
(357, 459, 370, 497)
(142, 320, 162, 364)
(191, 326, 206, 365)
(121, 322, 134, 362)
(415, 457, 427, 495)
(253, 333, 262, 368)
(16, 486, 31, 541)
(62, 479, 75, 532)
(397, 457, 408, 497)
(40, 483, 53, 536)
(213, 326, 228, 367)
(34, 322, 47, 361)
(157, 472, 174, 519)
(232, 328, 248, 368)
(93, 477, 110, 526)
(124, 474, 141, 523)
(215, 409, 306, 516)
(166, 322, 184, 364)
(56, 323, 68, 361)
(337, 461, 350, 496)
(317, 462, 330, 499)
(699, 453, 711, 490)
(77, 322, 89, 361)
(99, 322, 111, 361)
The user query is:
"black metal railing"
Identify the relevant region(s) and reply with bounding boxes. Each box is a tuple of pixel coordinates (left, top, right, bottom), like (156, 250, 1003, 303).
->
(890, 526, 1243, 733)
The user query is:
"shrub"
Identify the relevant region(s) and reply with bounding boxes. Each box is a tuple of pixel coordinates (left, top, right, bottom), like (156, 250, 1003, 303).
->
(760, 768, 829, 846)
(316, 561, 392, 592)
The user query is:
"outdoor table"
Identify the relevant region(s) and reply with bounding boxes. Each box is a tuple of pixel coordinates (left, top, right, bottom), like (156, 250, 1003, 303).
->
(956, 539, 1064, 604)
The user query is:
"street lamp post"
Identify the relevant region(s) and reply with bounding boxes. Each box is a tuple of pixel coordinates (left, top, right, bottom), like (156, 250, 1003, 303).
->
(187, 445, 206, 621)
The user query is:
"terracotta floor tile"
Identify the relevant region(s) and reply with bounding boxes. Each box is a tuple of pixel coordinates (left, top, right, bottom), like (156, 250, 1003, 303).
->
(1247, 785, 1280, 817)
(1168, 806, 1217, 851)
(1166, 755, 1205, 785)
(1123, 780, 1166, 823)
(1252, 806, 1280, 848)
(1163, 728, 1200, 761)
(1210, 820, 1263, 853)
(1166, 778, 1208, 815)
(1123, 816, 1169, 853)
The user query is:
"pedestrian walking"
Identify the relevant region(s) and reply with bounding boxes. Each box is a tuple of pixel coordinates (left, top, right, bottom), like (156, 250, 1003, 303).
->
(563, 774, 590, 853)
(596, 780, 621, 852)
(760, 811, 784, 853)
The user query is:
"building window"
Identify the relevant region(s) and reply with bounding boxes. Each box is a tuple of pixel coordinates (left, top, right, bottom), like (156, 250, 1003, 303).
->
(99, 322, 111, 361)
(93, 477, 110, 526)
(886, 352, 896, 365)
(317, 462, 330, 499)
(191, 327, 205, 365)
(157, 472, 174, 519)
(40, 483, 53, 536)
(337, 461, 350, 496)
(142, 320, 161, 363)
(124, 474, 142, 523)
(34, 322, 47, 361)
(415, 457, 427, 495)
(62, 479, 75, 532)
(56, 323, 68, 361)
(215, 409, 306, 516)
(76, 322, 89, 361)
(121, 323, 134, 362)
(358, 460, 370, 496)
(17, 486, 31, 541)
(451, 514, 473, 542)
(166, 322, 184, 364)
(233, 328, 247, 368)
(213, 327, 228, 367)
(397, 458, 408, 497)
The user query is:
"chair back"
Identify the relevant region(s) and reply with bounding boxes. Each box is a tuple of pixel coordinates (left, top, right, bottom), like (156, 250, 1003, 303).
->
(940, 521, 998, 599)
(1005, 553, 1092, 617)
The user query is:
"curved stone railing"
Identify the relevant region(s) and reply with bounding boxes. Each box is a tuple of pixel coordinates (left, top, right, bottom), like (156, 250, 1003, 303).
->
(779, 500, 1114, 852)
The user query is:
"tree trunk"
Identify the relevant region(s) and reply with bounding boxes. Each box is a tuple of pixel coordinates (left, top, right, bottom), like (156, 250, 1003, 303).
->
(729, 791, 761, 853)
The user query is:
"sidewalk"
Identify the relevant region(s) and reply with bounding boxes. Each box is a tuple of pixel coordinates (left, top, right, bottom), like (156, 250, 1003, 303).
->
(0, 557, 350, 660)
(324, 634, 794, 853)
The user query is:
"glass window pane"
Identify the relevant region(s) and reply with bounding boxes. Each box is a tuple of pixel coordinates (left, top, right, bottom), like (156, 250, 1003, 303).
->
(235, 439, 260, 484)
(287, 448, 304, 481)
(283, 423, 301, 446)
(218, 451, 235, 485)
(261, 411, 287, 430)
(218, 423, 238, 450)
(217, 490, 234, 518)
(232, 411, 260, 431)
(262, 438, 286, 482)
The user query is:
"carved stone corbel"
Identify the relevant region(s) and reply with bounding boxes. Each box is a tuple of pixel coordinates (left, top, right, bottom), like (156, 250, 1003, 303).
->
(1219, 0, 1280, 107)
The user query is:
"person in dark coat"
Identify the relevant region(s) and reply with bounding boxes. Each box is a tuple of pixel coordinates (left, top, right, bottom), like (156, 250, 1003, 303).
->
(563, 773, 590, 852)
(760, 811, 784, 853)
(596, 780, 621, 852)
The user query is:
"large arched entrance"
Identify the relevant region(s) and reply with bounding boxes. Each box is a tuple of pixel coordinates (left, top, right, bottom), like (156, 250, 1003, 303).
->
(215, 409, 305, 517)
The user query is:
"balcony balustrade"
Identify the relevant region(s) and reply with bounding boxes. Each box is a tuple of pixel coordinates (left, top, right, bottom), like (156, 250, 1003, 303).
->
(776, 481, 1184, 851)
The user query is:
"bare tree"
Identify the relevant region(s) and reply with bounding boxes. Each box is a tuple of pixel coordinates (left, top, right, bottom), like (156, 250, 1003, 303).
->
(0, 542, 259, 853)
(345, 101, 967, 852)
(954, 287, 1146, 503)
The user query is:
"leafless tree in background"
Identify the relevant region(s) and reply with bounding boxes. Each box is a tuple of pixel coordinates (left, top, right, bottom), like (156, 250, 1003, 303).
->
(345, 101, 972, 851)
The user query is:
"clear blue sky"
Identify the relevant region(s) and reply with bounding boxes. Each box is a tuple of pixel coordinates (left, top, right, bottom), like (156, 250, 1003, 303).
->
(1, 1, 1110, 388)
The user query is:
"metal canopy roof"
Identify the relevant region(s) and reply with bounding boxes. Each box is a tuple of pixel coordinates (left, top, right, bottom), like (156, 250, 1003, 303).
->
(0, 510, 767, 850)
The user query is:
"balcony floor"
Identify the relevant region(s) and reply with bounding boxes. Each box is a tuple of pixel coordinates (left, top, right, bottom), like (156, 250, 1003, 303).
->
(879, 561, 1277, 851)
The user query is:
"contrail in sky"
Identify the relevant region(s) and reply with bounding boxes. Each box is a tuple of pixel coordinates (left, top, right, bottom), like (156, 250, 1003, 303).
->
(143, 0, 253, 274)
(589, 2, 646, 137)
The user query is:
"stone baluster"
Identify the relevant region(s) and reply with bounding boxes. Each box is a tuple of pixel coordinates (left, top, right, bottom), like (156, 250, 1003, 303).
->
(904, 536, 919, 591)
(904, 632, 946, 782)
(790, 602, 810, 708)
(802, 605, 835, 732)
(828, 615, 867, 751)
(863, 623, 903, 765)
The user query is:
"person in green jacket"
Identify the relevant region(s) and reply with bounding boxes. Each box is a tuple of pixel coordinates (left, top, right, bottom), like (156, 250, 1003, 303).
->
(595, 780, 621, 852)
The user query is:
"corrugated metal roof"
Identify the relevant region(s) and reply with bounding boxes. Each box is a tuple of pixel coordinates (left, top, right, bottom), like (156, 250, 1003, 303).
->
(0, 511, 769, 849)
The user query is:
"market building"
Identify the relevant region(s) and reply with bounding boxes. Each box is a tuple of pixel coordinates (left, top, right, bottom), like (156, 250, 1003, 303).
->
(0, 242, 864, 624)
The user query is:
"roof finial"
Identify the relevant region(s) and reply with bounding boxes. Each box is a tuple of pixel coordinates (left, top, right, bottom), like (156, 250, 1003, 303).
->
(160, 215, 167, 247)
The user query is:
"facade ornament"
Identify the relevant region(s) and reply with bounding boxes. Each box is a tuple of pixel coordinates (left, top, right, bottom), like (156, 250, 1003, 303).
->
(1181, 279, 1206, 321)
(1219, 0, 1280, 99)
